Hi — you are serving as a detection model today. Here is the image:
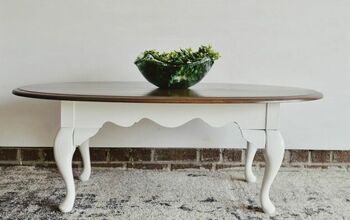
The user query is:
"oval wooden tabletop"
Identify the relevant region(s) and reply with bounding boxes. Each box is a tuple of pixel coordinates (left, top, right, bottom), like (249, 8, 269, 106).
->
(13, 81, 323, 104)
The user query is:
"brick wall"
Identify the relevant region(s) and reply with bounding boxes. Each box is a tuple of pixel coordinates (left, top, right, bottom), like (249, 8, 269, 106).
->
(0, 147, 349, 170)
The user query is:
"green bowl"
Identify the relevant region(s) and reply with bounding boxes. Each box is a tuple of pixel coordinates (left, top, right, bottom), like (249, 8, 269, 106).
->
(135, 54, 214, 89)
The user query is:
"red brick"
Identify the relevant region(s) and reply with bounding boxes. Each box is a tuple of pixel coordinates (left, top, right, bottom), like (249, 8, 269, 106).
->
(171, 164, 204, 170)
(130, 148, 151, 161)
(21, 148, 40, 161)
(201, 149, 220, 162)
(127, 163, 167, 169)
(92, 163, 124, 168)
(35, 163, 57, 168)
(71, 163, 81, 168)
(216, 164, 244, 170)
(73, 150, 82, 162)
(290, 150, 309, 163)
(223, 149, 242, 162)
(253, 150, 265, 162)
(110, 149, 131, 161)
(333, 151, 350, 162)
(244, 150, 290, 164)
(311, 151, 330, 163)
(90, 149, 108, 161)
(0, 148, 17, 161)
(2, 147, 348, 170)
(304, 164, 329, 169)
(282, 150, 291, 163)
(41, 148, 55, 161)
(73, 148, 109, 162)
(281, 163, 304, 168)
(155, 149, 196, 161)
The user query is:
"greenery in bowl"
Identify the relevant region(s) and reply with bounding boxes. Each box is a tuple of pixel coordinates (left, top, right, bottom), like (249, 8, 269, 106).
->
(135, 45, 220, 89)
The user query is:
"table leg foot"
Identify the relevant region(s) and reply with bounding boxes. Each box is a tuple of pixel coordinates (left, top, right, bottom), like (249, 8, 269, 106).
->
(78, 140, 91, 182)
(260, 130, 285, 215)
(54, 127, 76, 213)
(245, 142, 258, 183)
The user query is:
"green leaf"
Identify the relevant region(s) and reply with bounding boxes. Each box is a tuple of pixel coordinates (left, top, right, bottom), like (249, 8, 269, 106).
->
(136, 45, 220, 64)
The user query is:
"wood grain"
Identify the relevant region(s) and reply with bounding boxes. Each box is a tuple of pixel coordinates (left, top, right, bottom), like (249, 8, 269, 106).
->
(13, 81, 323, 103)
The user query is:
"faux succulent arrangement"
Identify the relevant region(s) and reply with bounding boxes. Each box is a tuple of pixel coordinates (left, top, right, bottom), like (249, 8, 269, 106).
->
(136, 45, 220, 65)
(135, 45, 220, 89)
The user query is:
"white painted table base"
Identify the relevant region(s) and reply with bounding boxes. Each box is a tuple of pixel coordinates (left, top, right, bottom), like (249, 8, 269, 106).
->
(54, 101, 285, 215)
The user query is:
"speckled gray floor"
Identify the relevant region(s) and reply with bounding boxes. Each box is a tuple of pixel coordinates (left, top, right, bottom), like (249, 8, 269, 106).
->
(0, 166, 349, 220)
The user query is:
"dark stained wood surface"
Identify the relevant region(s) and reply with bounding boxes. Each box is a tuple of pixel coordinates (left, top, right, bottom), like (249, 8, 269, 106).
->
(13, 81, 323, 104)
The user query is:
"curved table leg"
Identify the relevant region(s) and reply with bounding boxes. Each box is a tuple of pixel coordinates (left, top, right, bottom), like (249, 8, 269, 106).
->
(260, 130, 285, 215)
(54, 127, 76, 213)
(78, 140, 91, 182)
(245, 142, 258, 183)
(241, 129, 265, 183)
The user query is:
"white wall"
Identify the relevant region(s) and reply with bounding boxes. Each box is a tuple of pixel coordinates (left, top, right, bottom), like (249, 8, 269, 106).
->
(0, 0, 349, 149)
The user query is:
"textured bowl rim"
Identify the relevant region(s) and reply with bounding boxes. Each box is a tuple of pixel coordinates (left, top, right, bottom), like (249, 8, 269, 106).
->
(134, 54, 214, 67)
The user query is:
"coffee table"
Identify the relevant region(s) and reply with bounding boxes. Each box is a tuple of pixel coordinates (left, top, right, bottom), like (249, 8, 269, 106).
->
(13, 82, 322, 215)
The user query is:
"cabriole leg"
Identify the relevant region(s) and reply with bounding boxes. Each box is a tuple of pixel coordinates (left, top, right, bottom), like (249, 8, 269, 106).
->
(241, 129, 265, 183)
(78, 140, 91, 181)
(260, 130, 285, 215)
(54, 127, 76, 213)
(245, 142, 258, 183)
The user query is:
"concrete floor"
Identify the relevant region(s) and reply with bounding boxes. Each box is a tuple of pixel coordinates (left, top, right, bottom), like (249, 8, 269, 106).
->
(0, 166, 349, 220)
